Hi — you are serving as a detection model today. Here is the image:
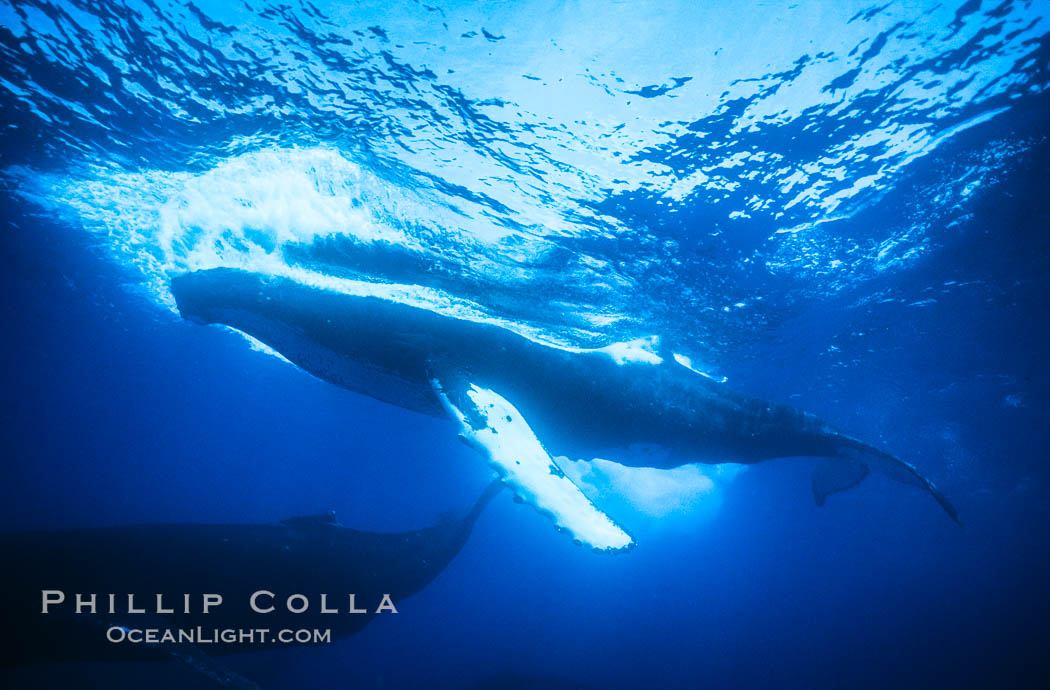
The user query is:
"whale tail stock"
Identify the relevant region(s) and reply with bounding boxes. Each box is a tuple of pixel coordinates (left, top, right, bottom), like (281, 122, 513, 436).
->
(447, 479, 504, 533)
(812, 435, 961, 526)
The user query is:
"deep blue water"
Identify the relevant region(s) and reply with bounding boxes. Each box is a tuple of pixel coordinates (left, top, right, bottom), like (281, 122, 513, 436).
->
(2, 1, 1049, 688)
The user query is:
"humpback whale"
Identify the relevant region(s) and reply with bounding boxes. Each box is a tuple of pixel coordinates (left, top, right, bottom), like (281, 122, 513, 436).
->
(0, 481, 501, 687)
(170, 268, 960, 550)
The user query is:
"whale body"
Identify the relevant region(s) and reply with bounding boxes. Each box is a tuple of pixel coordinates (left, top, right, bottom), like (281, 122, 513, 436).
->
(171, 268, 959, 549)
(0, 482, 501, 687)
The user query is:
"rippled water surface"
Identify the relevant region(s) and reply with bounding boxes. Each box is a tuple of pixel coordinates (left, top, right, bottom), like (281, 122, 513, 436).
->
(4, 0, 1047, 349)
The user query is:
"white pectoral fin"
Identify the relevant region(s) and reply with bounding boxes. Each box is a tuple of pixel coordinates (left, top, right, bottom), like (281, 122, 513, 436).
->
(430, 378, 633, 552)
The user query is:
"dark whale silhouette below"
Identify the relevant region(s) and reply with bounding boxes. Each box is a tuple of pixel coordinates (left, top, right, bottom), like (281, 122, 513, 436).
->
(0, 482, 501, 688)
(170, 268, 960, 549)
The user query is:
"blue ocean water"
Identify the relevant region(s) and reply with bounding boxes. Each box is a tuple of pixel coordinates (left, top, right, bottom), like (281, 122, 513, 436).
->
(1, 0, 1048, 688)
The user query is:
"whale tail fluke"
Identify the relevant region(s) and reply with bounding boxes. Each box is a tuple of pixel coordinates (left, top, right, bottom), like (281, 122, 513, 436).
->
(816, 437, 961, 526)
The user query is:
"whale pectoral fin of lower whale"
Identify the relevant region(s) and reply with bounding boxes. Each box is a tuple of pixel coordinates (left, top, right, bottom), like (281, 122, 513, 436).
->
(429, 377, 633, 552)
(102, 614, 260, 689)
(811, 458, 869, 507)
(164, 639, 261, 689)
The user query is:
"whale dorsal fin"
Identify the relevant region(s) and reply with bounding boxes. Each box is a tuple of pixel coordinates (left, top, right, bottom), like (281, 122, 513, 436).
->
(672, 352, 727, 383)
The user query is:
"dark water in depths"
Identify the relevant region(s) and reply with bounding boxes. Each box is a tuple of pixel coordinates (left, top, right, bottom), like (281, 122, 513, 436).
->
(1, 0, 1049, 688)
